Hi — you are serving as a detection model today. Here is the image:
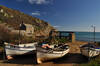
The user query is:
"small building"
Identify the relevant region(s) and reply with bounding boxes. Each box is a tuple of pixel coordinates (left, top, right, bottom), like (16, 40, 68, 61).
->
(24, 24, 34, 36)
(58, 31, 76, 43)
(11, 23, 34, 37)
(50, 30, 76, 43)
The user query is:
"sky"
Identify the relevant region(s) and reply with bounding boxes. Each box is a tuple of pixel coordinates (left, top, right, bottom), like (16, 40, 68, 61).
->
(1, 0, 100, 32)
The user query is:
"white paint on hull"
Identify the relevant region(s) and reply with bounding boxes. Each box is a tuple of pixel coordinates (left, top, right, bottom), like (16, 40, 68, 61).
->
(5, 42, 37, 56)
(37, 48, 70, 63)
(5, 48, 34, 56)
(80, 48, 100, 57)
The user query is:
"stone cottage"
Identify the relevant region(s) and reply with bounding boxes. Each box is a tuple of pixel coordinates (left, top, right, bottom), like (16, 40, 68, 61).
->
(11, 23, 34, 37)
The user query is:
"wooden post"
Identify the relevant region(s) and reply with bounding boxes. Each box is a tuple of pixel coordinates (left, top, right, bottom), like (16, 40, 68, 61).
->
(69, 33, 76, 43)
(59, 32, 61, 39)
(71, 33, 75, 43)
(3, 42, 7, 60)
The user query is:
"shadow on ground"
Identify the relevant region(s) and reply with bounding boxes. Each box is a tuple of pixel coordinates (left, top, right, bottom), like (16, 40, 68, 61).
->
(0, 54, 37, 65)
(48, 53, 89, 64)
(0, 53, 89, 65)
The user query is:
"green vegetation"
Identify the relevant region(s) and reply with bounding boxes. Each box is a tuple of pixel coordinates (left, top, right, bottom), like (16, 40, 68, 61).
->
(44, 37, 70, 45)
(21, 36, 35, 43)
(0, 5, 55, 43)
(0, 5, 53, 31)
(0, 46, 4, 53)
(96, 42, 100, 46)
(80, 56, 100, 66)
(80, 42, 100, 66)
(0, 21, 2, 23)
(56, 37, 70, 43)
(35, 26, 41, 31)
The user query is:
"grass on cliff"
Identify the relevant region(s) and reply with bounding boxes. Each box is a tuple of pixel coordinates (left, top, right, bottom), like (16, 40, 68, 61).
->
(80, 56, 100, 66)
(0, 5, 51, 31)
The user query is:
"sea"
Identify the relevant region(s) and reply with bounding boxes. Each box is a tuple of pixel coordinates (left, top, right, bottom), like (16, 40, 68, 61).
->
(75, 32, 100, 42)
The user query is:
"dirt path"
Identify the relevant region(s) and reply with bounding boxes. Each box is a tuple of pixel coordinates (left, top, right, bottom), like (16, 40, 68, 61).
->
(0, 41, 89, 66)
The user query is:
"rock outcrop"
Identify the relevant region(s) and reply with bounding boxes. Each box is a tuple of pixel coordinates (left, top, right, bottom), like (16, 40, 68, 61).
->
(0, 5, 55, 40)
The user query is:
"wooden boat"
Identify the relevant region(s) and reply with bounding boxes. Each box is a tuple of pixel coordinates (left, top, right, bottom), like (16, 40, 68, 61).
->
(4, 22, 38, 59)
(4, 42, 37, 59)
(80, 43, 100, 58)
(80, 26, 100, 58)
(36, 44, 70, 63)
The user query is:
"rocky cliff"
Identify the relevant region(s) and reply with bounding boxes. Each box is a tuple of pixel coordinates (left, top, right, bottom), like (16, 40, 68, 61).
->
(0, 5, 55, 40)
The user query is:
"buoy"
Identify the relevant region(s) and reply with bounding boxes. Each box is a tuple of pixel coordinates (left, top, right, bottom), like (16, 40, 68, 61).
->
(7, 55, 13, 60)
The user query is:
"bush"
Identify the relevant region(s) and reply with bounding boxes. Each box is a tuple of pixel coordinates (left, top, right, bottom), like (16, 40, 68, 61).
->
(0, 46, 4, 52)
(57, 38, 69, 44)
(21, 36, 35, 43)
(44, 37, 69, 45)
(81, 56, 100, 66)
(0, 24, 10, 43)
(96, 42, 100, 46)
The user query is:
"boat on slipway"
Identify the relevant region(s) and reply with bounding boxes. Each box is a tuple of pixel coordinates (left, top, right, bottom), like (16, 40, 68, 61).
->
(36, 44, 70, 63)
(4, 22, 38, 59)
(4, 42, 37, 59)
(80, 43, 100, 58)
(80, 26, 100, 58)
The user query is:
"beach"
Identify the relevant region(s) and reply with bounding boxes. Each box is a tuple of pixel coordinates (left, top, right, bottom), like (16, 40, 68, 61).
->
(0, 41, 89, 66)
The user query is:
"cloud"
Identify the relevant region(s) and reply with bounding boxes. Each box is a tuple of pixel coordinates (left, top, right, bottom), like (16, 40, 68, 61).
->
(53, 26, 61, 28)
(28, 0, 52, 5)
(16, 0, 54, 5)
(31, 11, 41, 16)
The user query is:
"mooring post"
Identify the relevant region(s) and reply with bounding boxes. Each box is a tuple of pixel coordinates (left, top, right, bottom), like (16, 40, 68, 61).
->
(69, 33, 76, 43)
(3, 42, 6, 60)
(59, 32, 61, 39)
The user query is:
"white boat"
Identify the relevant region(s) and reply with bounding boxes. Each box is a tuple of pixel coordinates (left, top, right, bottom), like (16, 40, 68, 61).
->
(80, 26, 100, 58)
(80, 44, 100, 58)
(4, 23, 38, 59)
(36, 44, 70, 63)
(4, 42, 37, 59)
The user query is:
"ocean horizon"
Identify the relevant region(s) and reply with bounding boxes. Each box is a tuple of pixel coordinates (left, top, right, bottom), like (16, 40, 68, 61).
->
(75, 32, 100, 42)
